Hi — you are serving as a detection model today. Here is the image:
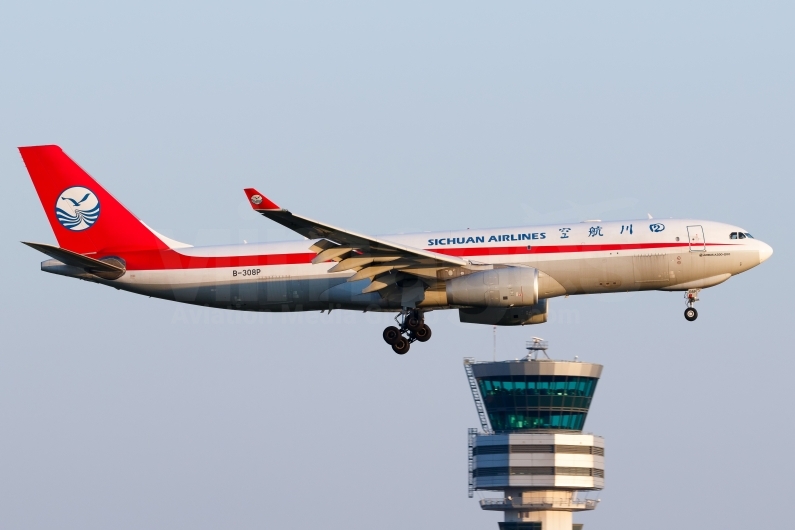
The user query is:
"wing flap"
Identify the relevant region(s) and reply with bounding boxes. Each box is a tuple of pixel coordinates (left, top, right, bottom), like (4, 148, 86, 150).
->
(362, 275, 399, 293)
(312, 246, 355, 264)
(349, 265, 408, 282)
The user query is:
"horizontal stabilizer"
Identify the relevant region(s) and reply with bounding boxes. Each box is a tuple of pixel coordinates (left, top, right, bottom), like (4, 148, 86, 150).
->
(22, 242, 125, 279)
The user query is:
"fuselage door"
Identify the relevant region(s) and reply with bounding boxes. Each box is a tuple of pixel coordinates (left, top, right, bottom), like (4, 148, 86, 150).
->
(687, 225, 706, 252)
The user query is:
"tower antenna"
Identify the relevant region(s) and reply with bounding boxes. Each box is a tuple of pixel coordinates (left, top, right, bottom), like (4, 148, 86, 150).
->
(492, 326, 496, 361)
(526, 336, 550, 360)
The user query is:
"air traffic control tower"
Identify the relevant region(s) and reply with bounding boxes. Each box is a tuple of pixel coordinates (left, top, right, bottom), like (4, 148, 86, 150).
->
(464, 339, 604, 530)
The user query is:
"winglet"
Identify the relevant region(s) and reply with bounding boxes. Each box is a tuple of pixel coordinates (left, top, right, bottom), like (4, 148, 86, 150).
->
(244, 188, 281, 210)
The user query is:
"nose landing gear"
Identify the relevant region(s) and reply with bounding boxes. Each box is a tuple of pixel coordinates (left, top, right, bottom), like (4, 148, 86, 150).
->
(684, 289, 700, 321)
(382, 309, 432, 354)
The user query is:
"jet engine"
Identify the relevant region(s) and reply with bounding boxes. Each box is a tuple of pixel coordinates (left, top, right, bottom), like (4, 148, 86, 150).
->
(446, 266, 538, 307)
(458, 300, 548, 326)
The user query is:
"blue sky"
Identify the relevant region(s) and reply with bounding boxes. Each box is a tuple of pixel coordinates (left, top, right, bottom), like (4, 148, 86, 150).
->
(1, 2, 793, 529)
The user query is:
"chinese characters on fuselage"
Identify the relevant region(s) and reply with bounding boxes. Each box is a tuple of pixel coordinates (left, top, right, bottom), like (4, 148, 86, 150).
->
(426, 223, 666, 246)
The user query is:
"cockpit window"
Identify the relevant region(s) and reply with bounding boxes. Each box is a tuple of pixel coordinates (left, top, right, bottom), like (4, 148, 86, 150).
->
(730, 232, 738, 239)
(745, 233, 754, 239)
(739, 233, 746, 239)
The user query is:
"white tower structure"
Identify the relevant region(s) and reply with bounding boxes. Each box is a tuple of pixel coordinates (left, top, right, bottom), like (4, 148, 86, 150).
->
(464, 340, 604, 530)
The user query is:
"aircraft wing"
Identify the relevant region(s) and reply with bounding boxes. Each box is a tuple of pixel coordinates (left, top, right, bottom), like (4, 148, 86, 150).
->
(243, 188, 469, 293)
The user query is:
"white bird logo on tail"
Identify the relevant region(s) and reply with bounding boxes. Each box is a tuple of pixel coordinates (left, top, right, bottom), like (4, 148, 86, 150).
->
(55, 186, 100, 231)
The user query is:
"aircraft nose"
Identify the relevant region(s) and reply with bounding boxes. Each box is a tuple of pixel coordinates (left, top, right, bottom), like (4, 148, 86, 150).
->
(759, 242, 773, 264)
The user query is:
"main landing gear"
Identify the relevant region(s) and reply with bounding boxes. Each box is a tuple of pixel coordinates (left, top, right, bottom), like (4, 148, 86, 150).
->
(684, 289, 700, 321)
(382, 309, 432, 355)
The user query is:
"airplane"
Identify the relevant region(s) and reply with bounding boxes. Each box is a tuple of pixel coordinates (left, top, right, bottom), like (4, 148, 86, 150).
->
(19, 145, 773, 354)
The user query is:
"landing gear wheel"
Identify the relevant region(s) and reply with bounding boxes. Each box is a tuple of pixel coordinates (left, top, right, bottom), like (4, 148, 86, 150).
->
(683, 289, 700, 322)
(392, 337, 410, 355)
(405, 312, 423, 331)
(414, 324, 432, 342)
(383, 326, 400, 344)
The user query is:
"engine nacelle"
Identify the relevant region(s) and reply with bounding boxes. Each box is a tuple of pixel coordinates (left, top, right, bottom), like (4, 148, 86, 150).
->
(458, 300, 548, 326)
(446, 267, 538, 307)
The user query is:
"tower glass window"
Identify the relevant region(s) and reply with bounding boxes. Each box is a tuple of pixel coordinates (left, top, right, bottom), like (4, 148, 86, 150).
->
(477, 375, 599, 432)
(498, 523, 542, 530)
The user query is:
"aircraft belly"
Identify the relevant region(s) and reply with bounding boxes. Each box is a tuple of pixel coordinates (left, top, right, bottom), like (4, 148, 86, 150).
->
(114, 268, 411, 312)
(318, 279, 399, 310)
(668, 249, 747, 288)
(662, 273, 731, 290)
(527, 256, 635, 295)
(631, 254, 672, 286)
(526, 249, 735, 296)
(524, 250, 739, 295)
(469, 248, 742, 299)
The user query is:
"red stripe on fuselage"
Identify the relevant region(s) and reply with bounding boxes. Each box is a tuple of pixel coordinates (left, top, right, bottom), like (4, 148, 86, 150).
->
(111, 242, 736, 271)
(430, 241, 698, 257)
(117, 249, 317, 271)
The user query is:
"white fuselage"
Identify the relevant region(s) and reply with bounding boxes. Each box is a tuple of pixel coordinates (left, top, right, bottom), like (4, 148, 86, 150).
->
(42, 218, 772, 313)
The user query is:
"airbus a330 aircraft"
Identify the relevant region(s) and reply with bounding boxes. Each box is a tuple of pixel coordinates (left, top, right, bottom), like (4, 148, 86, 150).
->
(20, 145, 773, 354)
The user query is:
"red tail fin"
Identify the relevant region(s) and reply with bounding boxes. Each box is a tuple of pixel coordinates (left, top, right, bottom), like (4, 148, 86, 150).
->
(19, 145, 168, 254)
